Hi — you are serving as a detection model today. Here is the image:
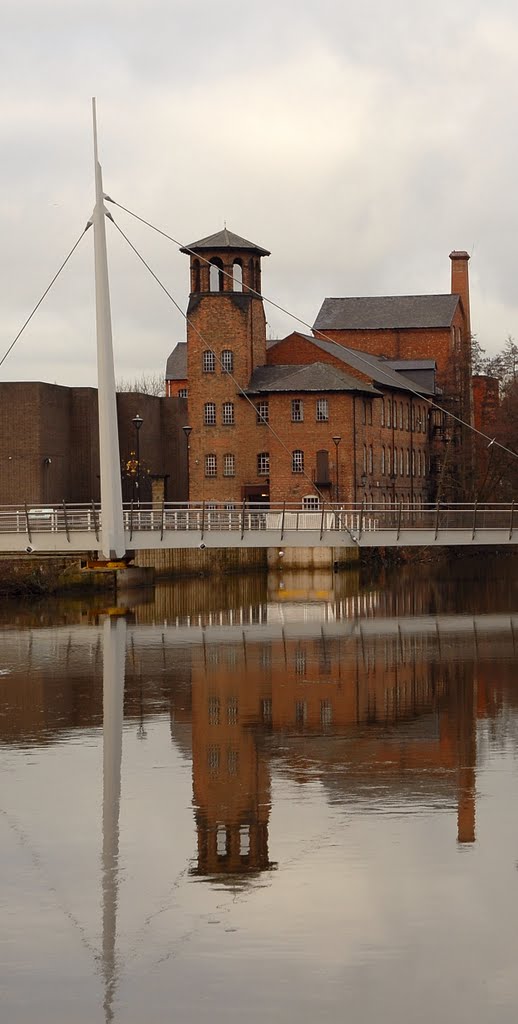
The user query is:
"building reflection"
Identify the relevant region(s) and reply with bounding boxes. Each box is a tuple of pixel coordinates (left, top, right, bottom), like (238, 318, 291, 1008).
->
(4, 575, 518, 892)
(187, 623, 479, 881)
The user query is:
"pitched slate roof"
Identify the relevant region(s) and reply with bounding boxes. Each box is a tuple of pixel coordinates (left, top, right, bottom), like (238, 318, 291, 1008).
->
(313, 294, 459, 331)
(285, 334, 436, 396)
(180, 228, 270, 256)
(246, 362, 380, 396)
(165, 342, 187, 380)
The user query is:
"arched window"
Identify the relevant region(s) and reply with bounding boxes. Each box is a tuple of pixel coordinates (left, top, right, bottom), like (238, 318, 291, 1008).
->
(387, 446, 392, 475)
(292, 450, 304, 473)
(302, 494, 320, 510)
(386, 399, 391, 428)
(399, 402, 403, 430)
(368, 445, 373, 474)
(381, 446, 385, 474)
(221, 349, 234, 373)
(222, 402, 235, 425)
(203, 350, 216, 373)
(209, 257, 224, 292)
(223, 453, 235, 477)
(232, 259, 243, 292)
(204, 402, 216, 425)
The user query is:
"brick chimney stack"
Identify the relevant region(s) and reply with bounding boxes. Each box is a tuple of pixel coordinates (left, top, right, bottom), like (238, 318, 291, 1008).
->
(450, 250, 471, 338)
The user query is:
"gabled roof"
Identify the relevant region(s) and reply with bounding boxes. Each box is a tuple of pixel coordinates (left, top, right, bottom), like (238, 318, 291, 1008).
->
(313, 294, 459, 331)
(180, 228, 270, 257)
(165, 342, 187, 380)
(284, 334, 436, 396)
(246, 362, 380, 396)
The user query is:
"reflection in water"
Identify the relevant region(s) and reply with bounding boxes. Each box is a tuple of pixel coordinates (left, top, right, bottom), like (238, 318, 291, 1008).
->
(101, 616, 126, 1024)
(3, 565, 518, 1022)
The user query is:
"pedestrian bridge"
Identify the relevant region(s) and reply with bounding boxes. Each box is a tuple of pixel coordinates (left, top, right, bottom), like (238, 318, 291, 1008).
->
(1, 501, 518, 554)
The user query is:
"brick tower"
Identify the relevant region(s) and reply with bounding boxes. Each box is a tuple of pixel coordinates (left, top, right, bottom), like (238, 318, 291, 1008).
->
(180, 228, 270, 502)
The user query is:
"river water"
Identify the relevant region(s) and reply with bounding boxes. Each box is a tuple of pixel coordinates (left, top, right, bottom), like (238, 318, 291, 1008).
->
(2, 559, 518, 1023)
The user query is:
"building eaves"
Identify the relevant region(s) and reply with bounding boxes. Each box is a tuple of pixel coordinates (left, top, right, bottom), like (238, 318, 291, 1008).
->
(165, 342, 187, 380)
(180, 227, 270, 257)
(245, 362, 381, 395)
(313, 294, 459, 331)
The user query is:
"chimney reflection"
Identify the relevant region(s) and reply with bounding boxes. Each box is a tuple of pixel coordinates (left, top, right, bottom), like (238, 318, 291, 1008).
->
(101, 615, 126, 1023)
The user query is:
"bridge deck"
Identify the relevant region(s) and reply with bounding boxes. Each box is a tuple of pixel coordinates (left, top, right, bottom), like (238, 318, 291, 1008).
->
(0, 502, 517, 553)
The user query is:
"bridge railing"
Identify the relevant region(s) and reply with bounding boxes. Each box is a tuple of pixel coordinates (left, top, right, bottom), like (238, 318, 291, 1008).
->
(0, 501, 516, 539)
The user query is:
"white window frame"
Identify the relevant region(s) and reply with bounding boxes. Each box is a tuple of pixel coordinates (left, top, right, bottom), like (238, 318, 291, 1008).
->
(203, 350, 215, 373)
(223, 453, 235, 477)
(204, 402, 216, 425)
(205, 454, 217, 477)
(222, 401, 235, 425)
(257, 452, 270, 476)
(292, 449, 304, 474)
(291, 399, 304, 422)
(316, 398, 329, 422)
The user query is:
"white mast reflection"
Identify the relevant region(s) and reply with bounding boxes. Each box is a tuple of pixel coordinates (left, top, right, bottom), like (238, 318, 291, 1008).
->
(101, 615, 126, 1023)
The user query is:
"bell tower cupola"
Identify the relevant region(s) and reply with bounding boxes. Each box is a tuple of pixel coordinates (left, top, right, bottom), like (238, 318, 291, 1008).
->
(180, 227, 270, 297)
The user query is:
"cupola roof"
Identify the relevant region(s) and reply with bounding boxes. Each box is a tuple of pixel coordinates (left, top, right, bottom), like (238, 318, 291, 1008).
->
(180, 227, 270, 256)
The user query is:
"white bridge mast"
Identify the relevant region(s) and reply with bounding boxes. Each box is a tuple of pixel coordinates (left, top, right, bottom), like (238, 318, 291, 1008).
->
(92, 98, 125, 560)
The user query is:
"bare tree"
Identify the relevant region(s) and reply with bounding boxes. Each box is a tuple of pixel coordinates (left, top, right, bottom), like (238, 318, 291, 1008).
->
(116, 372, 165, 397)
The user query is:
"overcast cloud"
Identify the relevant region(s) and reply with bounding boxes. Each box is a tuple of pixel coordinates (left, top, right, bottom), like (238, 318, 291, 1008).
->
(2, 0, 518, 387)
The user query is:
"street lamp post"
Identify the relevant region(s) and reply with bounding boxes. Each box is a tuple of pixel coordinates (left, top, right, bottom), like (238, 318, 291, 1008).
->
(182, 425, 192, 503)
(332, 436, 342, 504)
(132, 413, 143, 505)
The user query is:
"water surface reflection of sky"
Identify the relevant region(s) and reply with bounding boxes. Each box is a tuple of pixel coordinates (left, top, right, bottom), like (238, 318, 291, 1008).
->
(2, 563, 518, 1023)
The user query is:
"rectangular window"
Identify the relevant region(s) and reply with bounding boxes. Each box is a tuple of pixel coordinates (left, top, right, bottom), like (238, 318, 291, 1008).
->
(208, 696, 220, 725)
(257, 452, 270, 475)
(221, 349, 233, 373)
(178, 388, 188, 398)
(295, 700, 307, 726)
(208, 746, 220, 773)
(204, 402, 216, 425)
(223, 453, 235, 477)
(316, 398, 329, 421)
(227, 697, 238, 725)
(256, 400, 269, 424)
(367, 402, 373, 426)
(368, 445, 373, 474)
(222, 401, 235, 425)
(203, 350, 215, 373)
(320, 700, 333, 727)
(205, 454, 217, 477)
(292, 449, 304, 473)
(291, 399, 304, 422)
(262, 698, 272, 723)
(386, 399, 391, 428)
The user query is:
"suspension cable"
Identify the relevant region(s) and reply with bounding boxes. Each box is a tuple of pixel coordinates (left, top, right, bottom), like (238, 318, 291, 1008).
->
(105, 196, 518, 463)
(0, 222, 92, 370)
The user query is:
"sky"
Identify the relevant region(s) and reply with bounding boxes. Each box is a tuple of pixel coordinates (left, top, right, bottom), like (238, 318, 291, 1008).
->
(2, 0, 518, 388)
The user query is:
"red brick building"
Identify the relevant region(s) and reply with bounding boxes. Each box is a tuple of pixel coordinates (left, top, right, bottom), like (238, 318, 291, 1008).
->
(167, 230, 473, 506)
